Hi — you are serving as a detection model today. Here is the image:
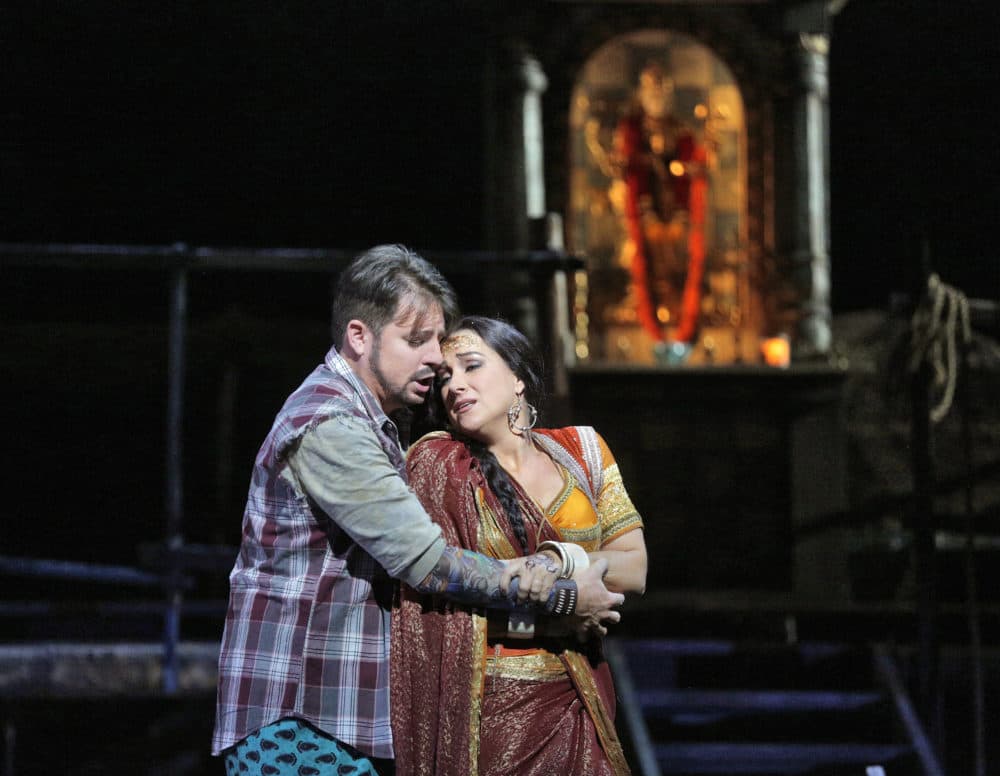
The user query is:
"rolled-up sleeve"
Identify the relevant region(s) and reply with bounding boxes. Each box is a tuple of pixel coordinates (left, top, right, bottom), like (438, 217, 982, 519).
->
(287, 415, 445, 587)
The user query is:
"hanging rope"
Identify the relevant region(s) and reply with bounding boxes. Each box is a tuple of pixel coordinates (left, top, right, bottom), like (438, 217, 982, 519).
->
(907, 273, 972, 423)
(909, 271, 986, 775)
(959, 331, 987, 776)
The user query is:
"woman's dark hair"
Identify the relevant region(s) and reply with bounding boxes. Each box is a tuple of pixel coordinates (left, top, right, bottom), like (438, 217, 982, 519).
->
(434, 316, 546, 553)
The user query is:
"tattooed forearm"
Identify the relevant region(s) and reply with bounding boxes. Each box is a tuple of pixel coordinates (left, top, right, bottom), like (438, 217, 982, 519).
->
(414, 546, 576, 614)
(415, 546, 510, 606)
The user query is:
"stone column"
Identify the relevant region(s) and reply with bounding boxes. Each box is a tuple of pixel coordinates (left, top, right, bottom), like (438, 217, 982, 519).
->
(777, 32, 833, 360)
(484, 44, 549, 252)
(482, 45, 574, 416)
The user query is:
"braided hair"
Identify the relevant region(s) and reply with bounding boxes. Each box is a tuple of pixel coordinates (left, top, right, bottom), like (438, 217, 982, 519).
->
(431, 316, 546, 554)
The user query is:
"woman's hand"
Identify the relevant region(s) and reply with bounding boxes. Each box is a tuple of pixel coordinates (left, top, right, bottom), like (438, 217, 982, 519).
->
(573, 608, 621, 642)
(500, 551, 561, 603)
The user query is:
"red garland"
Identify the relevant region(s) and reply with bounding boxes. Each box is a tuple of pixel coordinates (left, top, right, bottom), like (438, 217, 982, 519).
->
(617, 114, 707, 346)
(619, 114, 664, 342)
(675, 143, 708, 344)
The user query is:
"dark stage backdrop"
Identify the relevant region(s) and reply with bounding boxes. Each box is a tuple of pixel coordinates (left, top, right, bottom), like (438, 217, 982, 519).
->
(1, 8, 997, 773)
(1, 1, 997, 303)
(2, 0, 998, 578)
(829, 0, 1000, 308)
(0, 2, 491, 250)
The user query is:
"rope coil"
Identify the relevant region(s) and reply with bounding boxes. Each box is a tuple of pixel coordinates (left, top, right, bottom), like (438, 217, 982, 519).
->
(908, 273, 971, 423)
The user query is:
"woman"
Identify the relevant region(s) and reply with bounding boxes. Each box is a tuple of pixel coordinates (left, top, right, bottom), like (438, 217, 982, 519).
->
(391, 316, 647, 776)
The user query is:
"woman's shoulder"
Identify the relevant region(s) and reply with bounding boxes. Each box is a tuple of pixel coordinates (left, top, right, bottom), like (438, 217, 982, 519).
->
(407, 431, 479, 488)
(537, 425, 600, 447)
(407, 430, 467, 463)
(538, 426, 615, 469)
(412, 429, 455, 445)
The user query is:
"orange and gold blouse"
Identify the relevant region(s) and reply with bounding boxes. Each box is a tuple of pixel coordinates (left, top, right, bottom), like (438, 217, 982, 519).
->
(541, 431, 642, 552)
(473, 428, 642, 564)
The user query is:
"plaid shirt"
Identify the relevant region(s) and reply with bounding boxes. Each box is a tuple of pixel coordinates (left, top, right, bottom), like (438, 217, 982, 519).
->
(213, 347, 439, 758)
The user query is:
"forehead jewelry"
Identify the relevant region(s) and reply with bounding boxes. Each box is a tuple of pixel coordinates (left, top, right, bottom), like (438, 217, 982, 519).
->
(441, 332, 481, 356)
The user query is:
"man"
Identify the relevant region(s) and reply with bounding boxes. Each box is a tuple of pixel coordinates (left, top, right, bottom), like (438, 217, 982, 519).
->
(213, 244, 623, 775)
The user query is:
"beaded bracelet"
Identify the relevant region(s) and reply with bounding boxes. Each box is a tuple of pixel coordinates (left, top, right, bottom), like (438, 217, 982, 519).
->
(507, 577, 578, 617)
(547, 582, 578, 616)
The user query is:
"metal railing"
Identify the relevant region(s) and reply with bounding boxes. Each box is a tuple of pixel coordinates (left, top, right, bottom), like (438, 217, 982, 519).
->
(1, 240, 582, 695)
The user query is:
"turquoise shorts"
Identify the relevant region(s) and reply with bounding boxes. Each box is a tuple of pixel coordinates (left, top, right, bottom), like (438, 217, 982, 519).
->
(223, 717, 393, 775)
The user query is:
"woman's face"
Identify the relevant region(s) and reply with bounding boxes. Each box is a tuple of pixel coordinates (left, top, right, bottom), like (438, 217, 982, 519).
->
(437, 329, 523, 441)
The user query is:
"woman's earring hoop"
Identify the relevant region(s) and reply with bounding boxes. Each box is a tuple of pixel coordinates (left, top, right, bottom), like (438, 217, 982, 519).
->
(507, 395, 538, 434)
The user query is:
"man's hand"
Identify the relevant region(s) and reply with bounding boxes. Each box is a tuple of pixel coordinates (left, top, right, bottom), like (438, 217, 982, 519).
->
(499, 551, 561, 603)
(414, 546, 623, 618)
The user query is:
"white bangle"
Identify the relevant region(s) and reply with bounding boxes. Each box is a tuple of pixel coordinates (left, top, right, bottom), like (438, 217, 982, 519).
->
(537, 540, 591, 578)
(563, 542, 591, 576)
(537, 540, 570, 577)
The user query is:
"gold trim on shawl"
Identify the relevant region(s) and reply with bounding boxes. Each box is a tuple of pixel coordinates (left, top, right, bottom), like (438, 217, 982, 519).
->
(469, 484, 516, 775)
(475, 487, 518, 560)
(486, 651, 567, 681)
(562, 650, 633, 776)
(467, 612, 487, 776)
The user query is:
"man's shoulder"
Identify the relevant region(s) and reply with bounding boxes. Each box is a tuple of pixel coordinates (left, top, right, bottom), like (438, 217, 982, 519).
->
(284, 367, 361, 418)
(268, 369, 371, 460)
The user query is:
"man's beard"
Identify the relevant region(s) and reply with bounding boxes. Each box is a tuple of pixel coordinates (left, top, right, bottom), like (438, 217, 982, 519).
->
(370, 337, 419, 409)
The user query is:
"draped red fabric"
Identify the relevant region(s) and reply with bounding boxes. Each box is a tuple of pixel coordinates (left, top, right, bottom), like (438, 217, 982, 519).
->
(390, 436, 485, 776)
(390, 431, 630, 776)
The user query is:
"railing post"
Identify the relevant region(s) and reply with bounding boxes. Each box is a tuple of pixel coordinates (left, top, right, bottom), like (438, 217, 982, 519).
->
(163, 247, 189, 694)
(909, 242, 942, 754)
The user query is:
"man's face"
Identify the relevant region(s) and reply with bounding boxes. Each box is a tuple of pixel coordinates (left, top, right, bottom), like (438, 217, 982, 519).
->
(368, 297, 446, 414)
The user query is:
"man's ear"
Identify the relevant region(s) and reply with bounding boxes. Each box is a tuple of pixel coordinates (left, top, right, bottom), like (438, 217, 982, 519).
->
(343, 319, 369, 358)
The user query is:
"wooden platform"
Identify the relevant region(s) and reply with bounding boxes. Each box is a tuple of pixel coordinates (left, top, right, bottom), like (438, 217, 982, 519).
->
(0, 641, 219, 699)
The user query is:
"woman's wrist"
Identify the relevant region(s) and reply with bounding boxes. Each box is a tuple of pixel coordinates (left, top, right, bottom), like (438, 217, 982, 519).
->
(536, 540, 591, 579)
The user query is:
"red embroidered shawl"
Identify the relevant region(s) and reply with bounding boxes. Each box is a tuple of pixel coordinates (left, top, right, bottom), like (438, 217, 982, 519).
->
(390, 428, 629, 776)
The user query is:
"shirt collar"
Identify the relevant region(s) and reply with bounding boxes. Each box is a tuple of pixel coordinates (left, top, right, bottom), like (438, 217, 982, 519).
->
(323, 345, 403, 443)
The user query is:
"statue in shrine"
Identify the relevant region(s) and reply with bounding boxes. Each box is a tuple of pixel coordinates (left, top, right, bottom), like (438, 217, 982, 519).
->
(593, 63, 709, 360)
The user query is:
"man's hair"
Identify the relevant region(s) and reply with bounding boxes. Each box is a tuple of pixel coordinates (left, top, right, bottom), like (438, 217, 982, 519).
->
(331, 244, 459, 342)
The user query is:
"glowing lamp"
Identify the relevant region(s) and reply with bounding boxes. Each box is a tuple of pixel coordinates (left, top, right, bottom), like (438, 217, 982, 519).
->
(761, 336, 790, 368)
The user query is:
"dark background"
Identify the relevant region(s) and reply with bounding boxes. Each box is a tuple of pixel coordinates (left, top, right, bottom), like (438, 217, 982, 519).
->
(1, 0, 998, 578)
(2, 1, 998, 304)
(1, 4, 998, 771)
(829, 0, 1000, 309)
(2, 6, 998, 773)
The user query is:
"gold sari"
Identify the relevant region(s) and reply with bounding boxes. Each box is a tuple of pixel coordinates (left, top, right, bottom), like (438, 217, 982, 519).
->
(391, 426, 642, 776)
